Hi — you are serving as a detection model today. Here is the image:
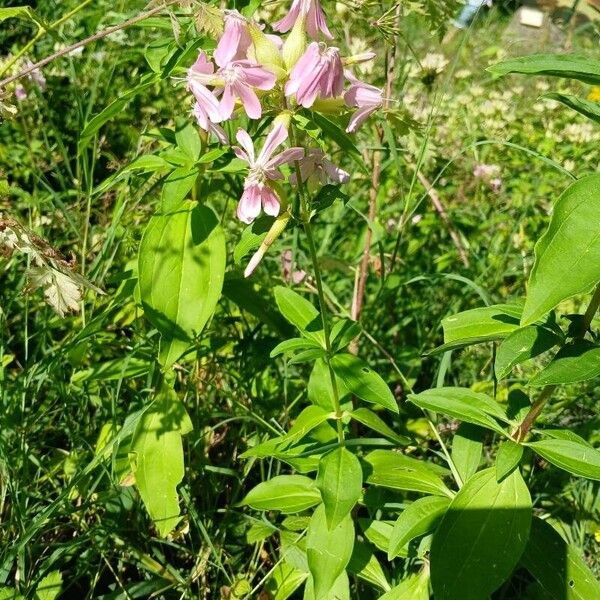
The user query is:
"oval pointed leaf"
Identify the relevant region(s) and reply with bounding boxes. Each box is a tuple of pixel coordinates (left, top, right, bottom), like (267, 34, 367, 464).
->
(306, 505, 354, 600)
(408, 387, 508, 435)
(496, 440, 524, 482)
(530, 341, 600, 387)
(388, 496, 451, 559)
(495, 325, 560, 379)
(274, 286, 324, 345)
(520, 518, 600, 599)
(364, 450, 452, 498)
(241, 475, 321, 513)
(451, 423, 483, 484)
(521, 174, 600, 326)
(138, 201, 226, 367)
(350, 408, 410, 445)
(430, 468, 532, 600)
(317, 448, 362, 530)
(331, 354, 398, 413)
(526, 438, 600, 480)
(544, 92, 600, 124)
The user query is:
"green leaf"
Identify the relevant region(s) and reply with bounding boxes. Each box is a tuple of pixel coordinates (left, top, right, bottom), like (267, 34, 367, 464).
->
(130, 385, 193, 537)
(285, 406, 333, 447)
(270, 338, 321, 358)
(408, 387, 508, 435)
(0, 6, 47, 29)
(451, 423, 483, 484)
(306, 505, 354, 600)
(347, 541, 390, 592)
(266, 563, 308, 600)
(317, 448, 362, 530)
(308, 358, 349, 411)
(378, 570, 430, 600)
(543, 92, 600, 124)
(71, 356, 149, 384)
(138, 201, 225, 368)
(330, 354, 398, 413)
(520, 518, 600, 600)
(350, 408, 410, 445)
(80, 75, 157, 142)
(495, 440, 524, 482)
(358, 519, 396, 554)
(428, 304, 522, 354)
(488, 53, 600, 85)
(525, 438, 600, 481)
(34, 570, 62, 600)
(364, 450, 453, 498)
(521, 174, 600, 326)
(530, 341, 600, 387)
(495, 325, 560, 379)
(241, 475, 321, 513)
(430, 468, 532, 600)
(175, 120, 201, 161)
(160, 166, 199, 211)
(274, 286, 324, 345)
(388, 496, 451, 560)
(233, 216, 272, 265)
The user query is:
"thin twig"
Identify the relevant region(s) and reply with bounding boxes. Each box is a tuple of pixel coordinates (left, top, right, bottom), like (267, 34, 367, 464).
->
(0, 0, 181, 90)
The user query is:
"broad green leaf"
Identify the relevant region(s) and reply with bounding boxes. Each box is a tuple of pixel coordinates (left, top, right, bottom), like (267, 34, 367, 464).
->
(430, 468, 532, 600)
(364, 450, 453, 498)
(0, 6, 47, 29)
(388, 496, 451, 559)
(233, 216, 271, 265)
(521, 174, 600, 326)
(130, 386, 193, 537)
(175, 120, 201, 160)
(80, 75, 157, 142)
(530, 341, 600, 387)
(520, 518, 600, 599)
(285, 406, 333, 447)
(488, 53, 600, 85)
(451, 423, 483, 484)
(308, 358, 349, 411)
(266, 563, 308, 600)
(543, 92, 600, 124)
(304, 571, 349, 600)
(241, 475, 321, 513)
(331, 354, 398, 413)
(495, 440, 524, 482)
(495, 325, 560, 379)
(306, 505, 354, 600)
(358, 518, 396, 554)
(71, 356, 149, 384)
(429, 304, 522, 354)
(138, 201, 225, 368)
(526, 439, 600, 481)
(34, 570, 62, 600)
(347, 541, 390, 592)
(317, 448, 362, 530)
(160, 166, 199, 211)
(274, 286, 323, 345)
(378, 569, 430, 600)
(350, 408, 410, 445)
(0, 589, 23, 600)
(270, 338, 321, 358)
(408, 387, 508, 435)
(540, 428, 592, 447)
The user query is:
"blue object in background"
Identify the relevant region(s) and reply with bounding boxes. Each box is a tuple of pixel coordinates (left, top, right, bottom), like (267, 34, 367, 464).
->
(452, 0, 492, 29)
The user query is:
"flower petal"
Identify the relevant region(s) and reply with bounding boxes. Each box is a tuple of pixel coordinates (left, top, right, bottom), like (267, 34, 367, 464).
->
(235, 128, 255, 164)
(258, 123, 288, 164)
(237, 185, 261, 223)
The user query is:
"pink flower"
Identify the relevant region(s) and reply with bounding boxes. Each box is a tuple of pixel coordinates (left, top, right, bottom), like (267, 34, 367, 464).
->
(285, 42, 343, 108)
(344, 73, 383, 133)
(290, 149, 349, 186)
(193, 102, 228, 144)
(214, 10, 252, 67)
(281, 249, 307, 284)
(274, 0, 332, 40)
(26, 59, 46, 91)
(187, 51, 224, 124)
(234, 124, 304, 223)
(219, 60, 276, 120)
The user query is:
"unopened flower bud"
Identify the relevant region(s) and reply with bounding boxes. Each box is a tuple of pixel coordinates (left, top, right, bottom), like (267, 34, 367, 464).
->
(273, 110, 293, 130)
(343, 51, 376, 66)
(248, 24, 286, 78)
(282, 16, 307, 70)
(244, 212, 291, 277)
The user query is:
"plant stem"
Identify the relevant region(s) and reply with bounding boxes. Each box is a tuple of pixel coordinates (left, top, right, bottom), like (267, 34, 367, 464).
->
(514, 283, 600, 441)
(0, 0, 181, 89)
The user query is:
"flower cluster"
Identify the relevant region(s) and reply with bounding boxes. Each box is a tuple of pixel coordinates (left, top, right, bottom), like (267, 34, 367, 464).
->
(186, 0, 383, 231)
